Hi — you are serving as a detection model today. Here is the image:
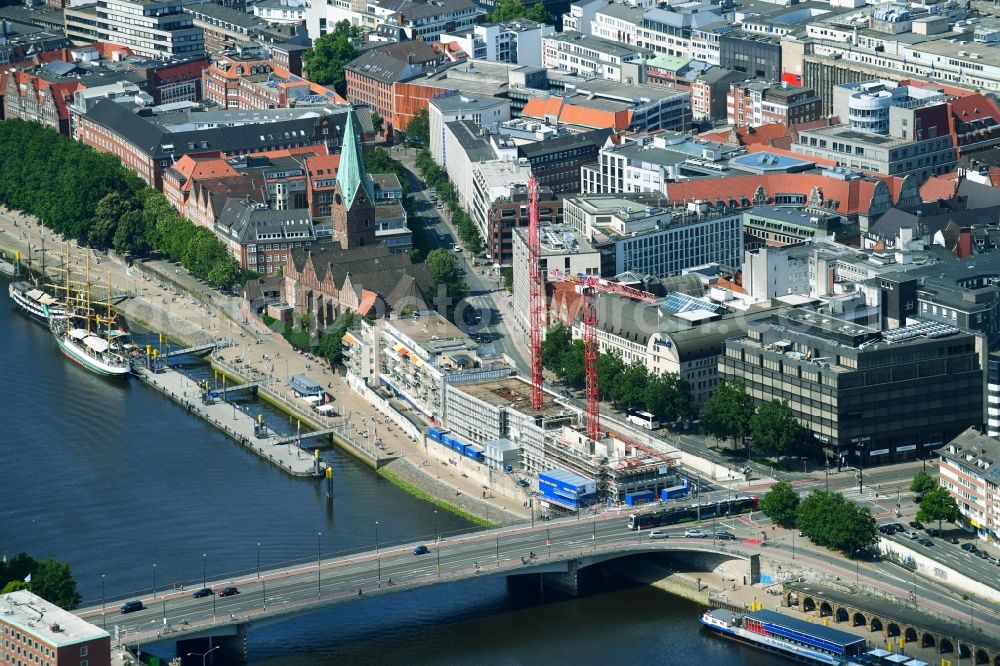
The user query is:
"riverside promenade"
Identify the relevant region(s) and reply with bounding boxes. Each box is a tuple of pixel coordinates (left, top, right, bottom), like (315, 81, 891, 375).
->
(134, 364, 320, 477)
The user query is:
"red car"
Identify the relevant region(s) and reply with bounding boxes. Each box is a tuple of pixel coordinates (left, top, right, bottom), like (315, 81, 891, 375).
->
(218, 586, 239, 597)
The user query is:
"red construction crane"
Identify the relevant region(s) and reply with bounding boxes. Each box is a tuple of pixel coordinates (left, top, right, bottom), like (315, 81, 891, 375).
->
(527, 176, 544, 410)
(547, 270, 658, 441)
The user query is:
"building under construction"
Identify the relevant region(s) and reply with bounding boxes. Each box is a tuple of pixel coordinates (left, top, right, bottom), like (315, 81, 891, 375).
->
(443, 375, 682, 507)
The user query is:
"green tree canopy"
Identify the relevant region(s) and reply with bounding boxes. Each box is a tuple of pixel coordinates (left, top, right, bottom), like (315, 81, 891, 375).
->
(488, 0, 554, 24)
(910, 470, 937, 495)
(749, 399, 806, 458)
(760, 481, 800, 527)
(426, 248, 468, 319)
(405, 109, 431, 146)
(917, 486, 959, 534)
(316, 311, 357, 366)
(302, 20, 360, 96)
(797, 490, 878, 556)
(370, 112, 385, 136)
(0, 119, 244, 288)
(699, 378, 755, 448)
(0, 553, 82, 609)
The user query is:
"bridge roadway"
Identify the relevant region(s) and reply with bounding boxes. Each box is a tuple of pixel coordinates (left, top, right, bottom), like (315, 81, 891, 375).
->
(77, 505, 1000, 653)
(78, 509, 745, 649)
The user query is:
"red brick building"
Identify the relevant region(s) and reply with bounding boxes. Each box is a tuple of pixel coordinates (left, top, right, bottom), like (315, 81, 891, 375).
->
(0, 590, 110, 666)
(203, 51, 345, 110)
(344, 41, 442, 135)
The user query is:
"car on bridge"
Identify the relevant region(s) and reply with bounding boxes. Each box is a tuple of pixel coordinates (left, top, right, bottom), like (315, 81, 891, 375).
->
(192, 588, 213, 598)
(218, 586, 239, 597)
(414, 545, 429, 555)
(715, 531, 737, 541)
(120, 600, 144, 614)
(649, 530, 669, 540)
(684, 529, 707, 538)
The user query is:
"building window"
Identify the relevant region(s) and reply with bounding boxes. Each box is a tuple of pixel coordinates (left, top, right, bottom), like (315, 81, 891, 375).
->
(81, 647, 89, 657)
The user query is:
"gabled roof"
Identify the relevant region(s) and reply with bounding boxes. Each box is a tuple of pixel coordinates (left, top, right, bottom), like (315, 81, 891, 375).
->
(336, 112, 374, 210)
(919, 172, 959, 202)
(169, 153, 239, 191)
(663, 173, 890, 216)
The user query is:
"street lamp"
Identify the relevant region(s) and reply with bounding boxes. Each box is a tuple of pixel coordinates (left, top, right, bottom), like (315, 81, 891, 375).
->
(317, 532, 322, 597)
(101, 575, 106, 630)
(434, 510, 438, 545)
(202, 554, 207, 589)
(152, 563, 157, 598)
(186, 645, 220, 666)
(375, 521, 381, 586)
(256, 542, 261, 579)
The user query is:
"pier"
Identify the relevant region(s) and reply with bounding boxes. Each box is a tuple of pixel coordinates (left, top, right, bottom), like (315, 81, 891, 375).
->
(163, 340, 231, 359)
(133, 364, 321, 477)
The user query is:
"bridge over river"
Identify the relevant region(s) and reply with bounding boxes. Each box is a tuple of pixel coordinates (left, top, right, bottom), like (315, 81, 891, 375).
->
(76, 511, 756, 661)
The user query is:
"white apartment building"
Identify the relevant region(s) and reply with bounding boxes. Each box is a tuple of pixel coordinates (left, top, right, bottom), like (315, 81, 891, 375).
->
(564, 194, 744, 277)
(429, 93, 511, 166)
(561, 0, 604, 34)
(470, 158, 533, 239)
(938, 428, 1000, 545)
(541, 33, 650, 81)
(590, 3, 643, 46)
(253, 0, 308, 25)
(439, 20, 554, 66)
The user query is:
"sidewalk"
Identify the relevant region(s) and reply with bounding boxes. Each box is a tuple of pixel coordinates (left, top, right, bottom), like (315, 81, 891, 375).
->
(0, 206, 527, 525)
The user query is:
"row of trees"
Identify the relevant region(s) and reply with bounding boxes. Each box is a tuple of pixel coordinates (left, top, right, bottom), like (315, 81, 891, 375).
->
(426, 248, 468, 320)
(700, 379, 812, 460)
(413, 147, 485, 254)
(542, 323, 696, 424)
(0, 553, 82, 609)
(0, 119, 244, 288)
(911, 471, 961, 534)
(760, 483, 878, 556)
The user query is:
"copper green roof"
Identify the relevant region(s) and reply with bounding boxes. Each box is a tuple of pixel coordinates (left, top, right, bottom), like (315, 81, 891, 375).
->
(336, 112, 374, 210)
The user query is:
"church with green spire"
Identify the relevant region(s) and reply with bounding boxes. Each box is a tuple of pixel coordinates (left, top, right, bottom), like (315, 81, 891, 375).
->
(332, 111, 376, 249)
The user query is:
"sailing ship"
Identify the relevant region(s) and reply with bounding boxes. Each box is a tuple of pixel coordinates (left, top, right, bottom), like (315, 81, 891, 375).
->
(47, 248, 131, 378)
(7, 241, 67, 326)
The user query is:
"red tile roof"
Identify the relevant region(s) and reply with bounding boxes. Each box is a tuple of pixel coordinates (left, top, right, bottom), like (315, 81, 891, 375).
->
(521, 96, 631, 131)
(171, 153, 239, 191)
(919, 172, 959, 202)
(735, 122, 789, 147)
(663, 173, 889, 216)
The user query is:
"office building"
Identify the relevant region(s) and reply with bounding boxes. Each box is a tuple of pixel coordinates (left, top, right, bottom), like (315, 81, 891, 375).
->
(720, 310, 985, 466)
(64, 0, 204, 60)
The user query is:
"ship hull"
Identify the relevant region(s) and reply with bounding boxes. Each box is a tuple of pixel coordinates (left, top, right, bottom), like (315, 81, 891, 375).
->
(8, 282, 66, 326)
(55, 334, 131, 378)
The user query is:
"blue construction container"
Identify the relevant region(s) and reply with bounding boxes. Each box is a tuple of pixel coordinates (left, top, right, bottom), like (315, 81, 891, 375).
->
(466, 444, 485, 463)
(660, 478, 690, 501)
(625, 491, 655, 506)
(428, 427, 446, 442)
(538, 468, 597, 510)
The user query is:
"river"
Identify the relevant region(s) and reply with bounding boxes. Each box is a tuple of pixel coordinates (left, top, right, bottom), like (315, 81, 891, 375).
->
(0, 276, 782, 665)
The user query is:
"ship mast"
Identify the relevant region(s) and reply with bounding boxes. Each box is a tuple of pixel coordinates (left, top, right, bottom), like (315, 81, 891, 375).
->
(85, 251, 92, 335)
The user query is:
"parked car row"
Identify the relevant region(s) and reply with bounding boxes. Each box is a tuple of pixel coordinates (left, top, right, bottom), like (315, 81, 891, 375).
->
(120, 586, 240, 613)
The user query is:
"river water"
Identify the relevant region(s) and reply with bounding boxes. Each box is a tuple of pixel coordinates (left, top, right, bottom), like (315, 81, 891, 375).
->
(0, 276, 782, 665)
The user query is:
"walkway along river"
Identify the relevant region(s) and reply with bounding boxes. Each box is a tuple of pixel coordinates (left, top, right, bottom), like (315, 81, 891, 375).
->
(0, 275, 783, 665)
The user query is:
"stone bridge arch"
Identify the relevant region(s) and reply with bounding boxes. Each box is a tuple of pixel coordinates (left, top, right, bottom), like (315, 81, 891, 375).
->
(802, 596, 816, 613)
(852, 612, 867, 628)
(886, 622, 900, 637)
(835, 607, 848, 623)
(920, 632, 936, 649)
(870, 617, 883, 633)
(904, 627, 918, 644)
(819, 601, 833, 617)
(939, 638, 953, 654)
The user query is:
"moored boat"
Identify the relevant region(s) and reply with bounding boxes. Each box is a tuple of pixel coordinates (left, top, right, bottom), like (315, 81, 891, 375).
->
(8, 280, 66, 326)
(700, 608, 868, 665)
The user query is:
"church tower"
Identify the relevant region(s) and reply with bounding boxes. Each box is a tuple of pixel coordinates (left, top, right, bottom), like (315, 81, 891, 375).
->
(331, 112, 375, 249)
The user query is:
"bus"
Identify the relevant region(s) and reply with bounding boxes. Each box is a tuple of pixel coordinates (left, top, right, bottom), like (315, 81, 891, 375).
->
(627, 496, 758, 530)
(627, 409, 660, 430)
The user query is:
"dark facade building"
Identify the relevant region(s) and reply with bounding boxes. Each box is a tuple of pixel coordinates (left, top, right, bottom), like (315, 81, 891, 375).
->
(487, 184, 562, 264)
(719, 309, 985, 467)
(720, 33, 781, 83)
(517, 128, 611, 194)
